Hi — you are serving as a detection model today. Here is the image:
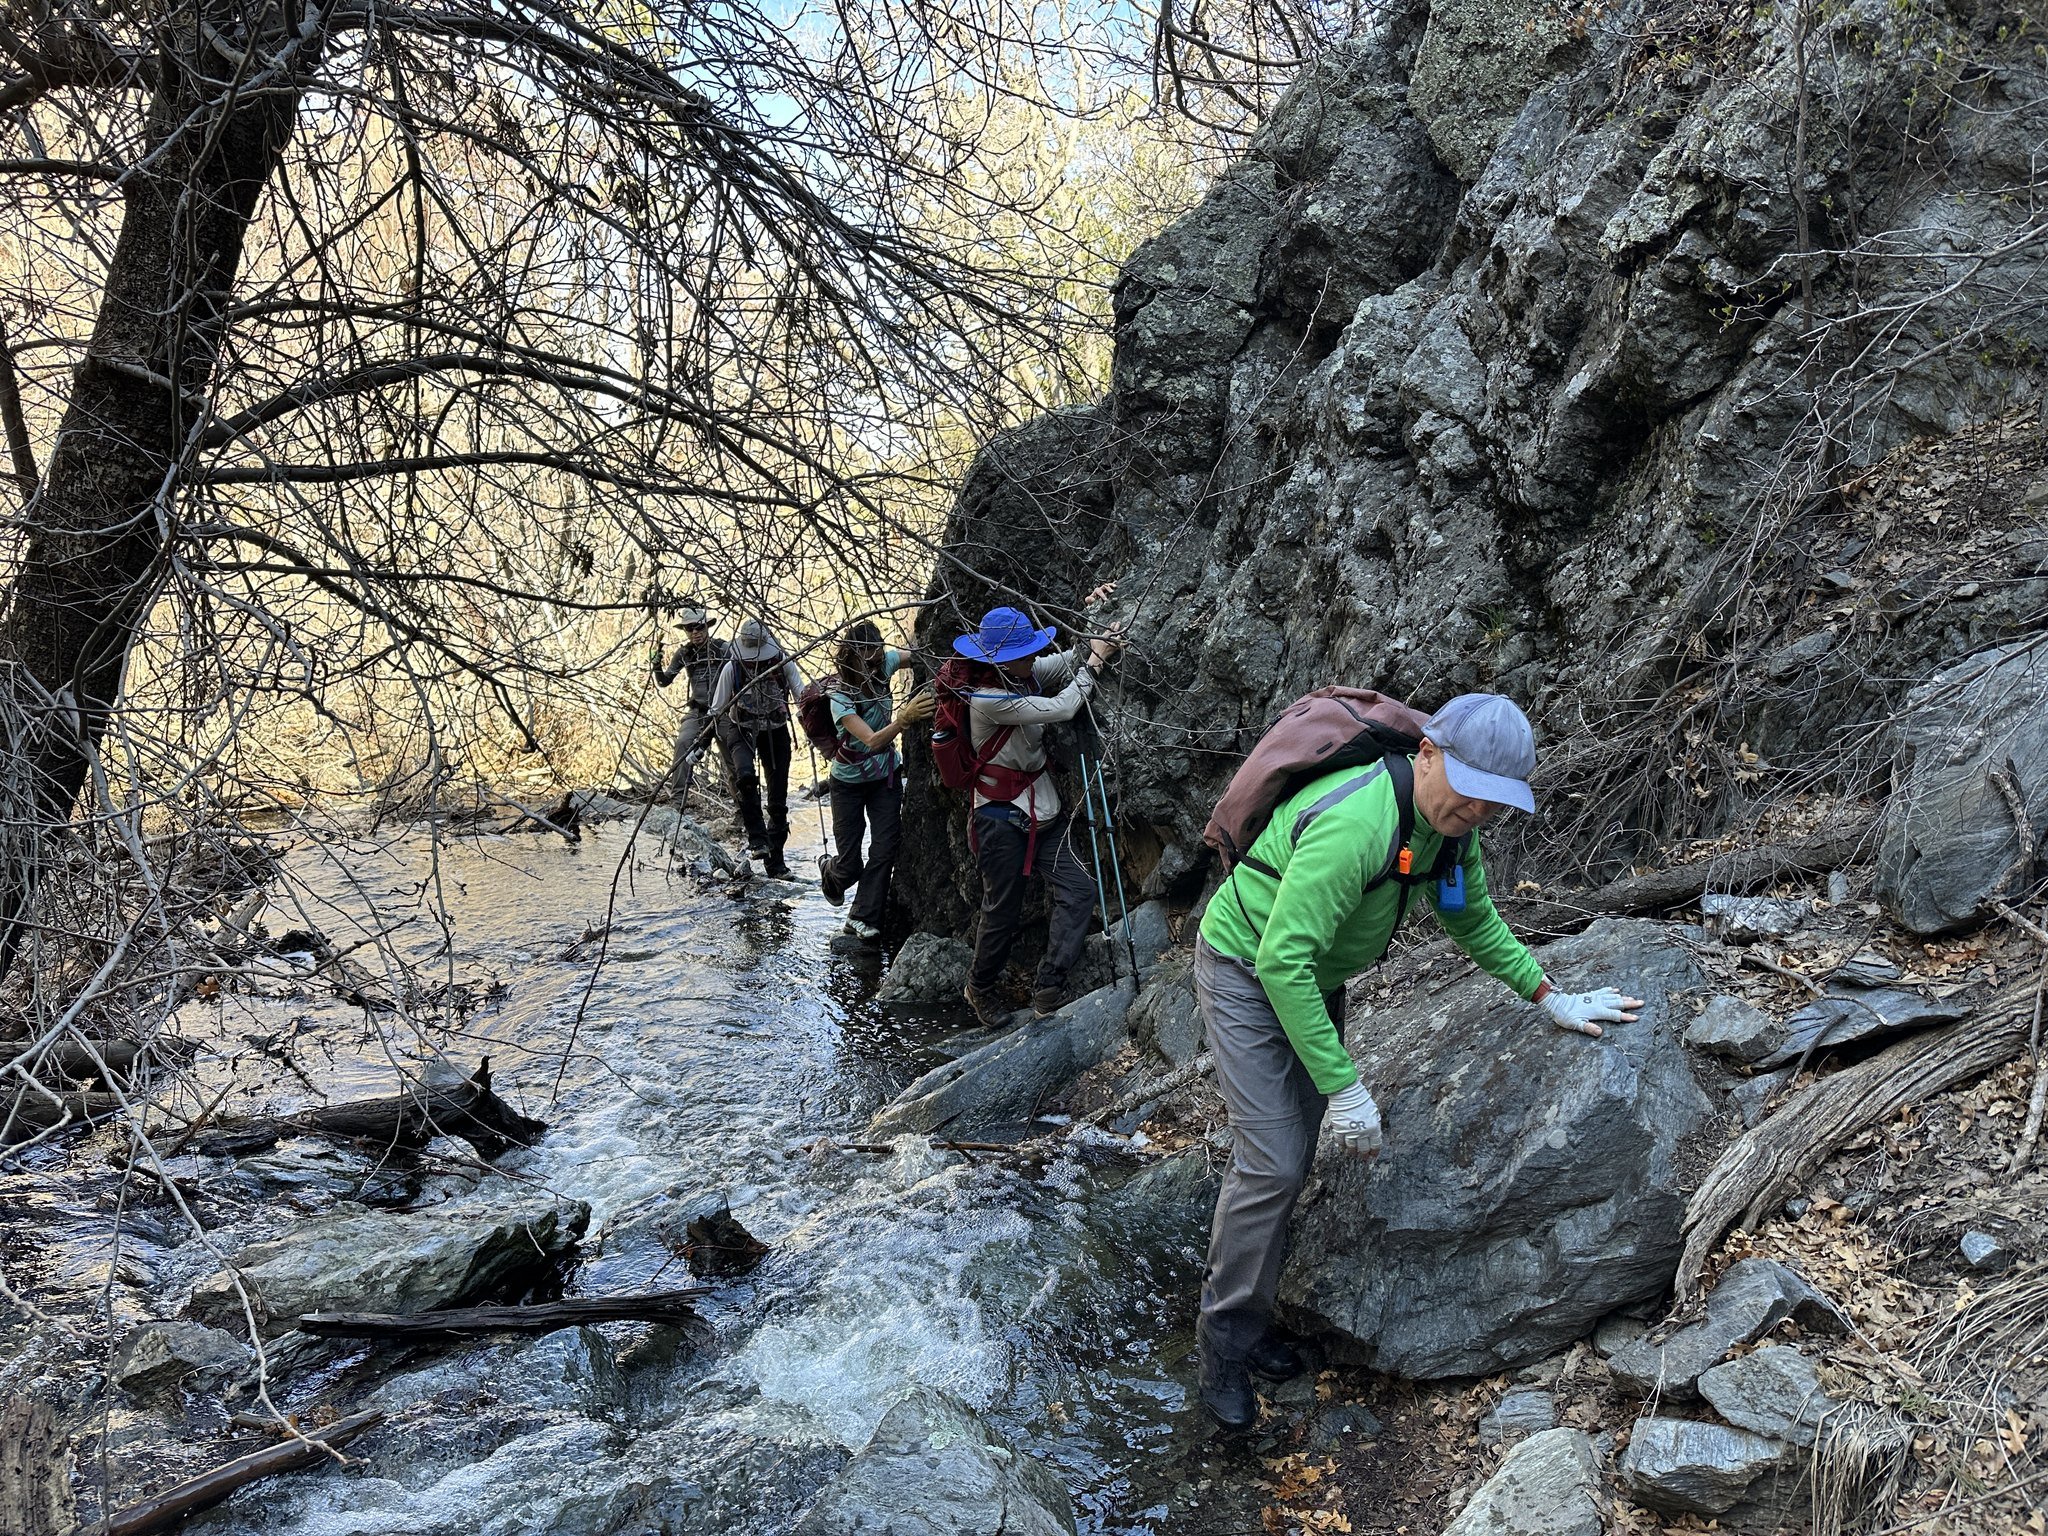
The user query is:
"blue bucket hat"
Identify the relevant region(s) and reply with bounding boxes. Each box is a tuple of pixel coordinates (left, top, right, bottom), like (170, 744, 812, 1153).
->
(954, 606, 1056, 664)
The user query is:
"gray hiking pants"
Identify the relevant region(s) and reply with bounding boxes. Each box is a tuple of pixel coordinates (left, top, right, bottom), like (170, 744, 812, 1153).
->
(1195, 936, 1344, 1364)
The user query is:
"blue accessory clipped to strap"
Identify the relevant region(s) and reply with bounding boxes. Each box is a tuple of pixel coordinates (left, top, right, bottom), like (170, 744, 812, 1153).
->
(1437, 864, 1467, 913)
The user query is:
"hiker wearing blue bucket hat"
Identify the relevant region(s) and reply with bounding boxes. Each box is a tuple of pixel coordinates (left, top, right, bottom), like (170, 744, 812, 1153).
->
(939, 592, 1123, 1026)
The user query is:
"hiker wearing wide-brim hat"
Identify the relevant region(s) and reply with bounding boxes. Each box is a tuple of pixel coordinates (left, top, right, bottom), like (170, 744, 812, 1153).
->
(941, 594, 1123, 1026)
(650, 605, 736, 808)
(1189, 689, 1646, 1432)
(711, 618, 808, 877)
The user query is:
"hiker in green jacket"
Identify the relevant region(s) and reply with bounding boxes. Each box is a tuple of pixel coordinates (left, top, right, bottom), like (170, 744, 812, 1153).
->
(1194, 693, 1643, 1430)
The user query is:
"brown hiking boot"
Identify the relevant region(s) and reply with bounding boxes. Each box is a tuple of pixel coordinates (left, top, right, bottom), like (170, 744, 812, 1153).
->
(962, 983, 1008, 1029)
(1029, 986, 1064, 1017)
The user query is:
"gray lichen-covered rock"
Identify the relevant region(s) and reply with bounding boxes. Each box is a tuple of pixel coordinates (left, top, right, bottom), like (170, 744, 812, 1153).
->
(1409, 0, 1584, 181)
(113, 1320, 253, 1394)
(1685, 995, 1783, 1064)
(1608, 1258, 1842, 1397)
(869, 981, 1135, 1137)
(1127, 951, 1202, 1064)
(876, 932, 975, 1004)
(1112, 900, 1176, 984)
(186, 1189, 588, 1334)
(1700, 895, 1810, 944)
(1756, 986, 1967, 1068)
(1697, 1345, 1837, 1448)
(1281, 919, 1725, 1377)
(791, 1386, 1075, 1536)
(898, 4, 2048, 938)
(1479, 1388, 1559, 1446)
(1879, 641, 2048, 933)
(1443, 1427, 1603, 1536)
(1619, 1416, 1797, 1516)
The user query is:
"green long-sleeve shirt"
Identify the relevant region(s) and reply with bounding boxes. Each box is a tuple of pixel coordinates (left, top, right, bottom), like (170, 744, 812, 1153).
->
(1198, 757, 1546, 1094)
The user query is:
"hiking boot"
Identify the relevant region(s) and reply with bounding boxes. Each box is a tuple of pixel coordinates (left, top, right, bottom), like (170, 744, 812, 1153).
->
(1029, 986, 1064, 1017)
(842, 917, 880, 943)
(1246, 1333, 1303, 1381)
(747, 838, 769, 858)
(1198, 1350, 1258, 1432)
(764, 855, 793, 880)
(818, 856, 846, 906)
(962, 983, 1008, 1029)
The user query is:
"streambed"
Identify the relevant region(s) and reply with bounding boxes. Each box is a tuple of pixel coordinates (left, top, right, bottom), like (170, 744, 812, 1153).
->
(4, 817, 1260, 1534)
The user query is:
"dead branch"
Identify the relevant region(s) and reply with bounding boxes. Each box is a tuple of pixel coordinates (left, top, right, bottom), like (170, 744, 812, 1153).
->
(1986, 763, 2035, 903)
(297, 1291, 709, 1339)
(1678, 972, 2041, 1292)
(94, 1410, 384, 1536)
(2006, 959, 2048, 1176)
(1504, 815, 1879, 937)
(1081, 1050, 1214, 1129)
(195, 1061, 543, 1160)
(0, 1396, 68, 1536)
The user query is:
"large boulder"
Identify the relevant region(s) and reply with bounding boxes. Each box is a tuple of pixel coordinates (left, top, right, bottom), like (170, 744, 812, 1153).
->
(869, 982, 1135, 1138)
(186, 1189, 588, 1334)
(1443, 1427, 1603, 1536)
(1408, 0, 1585, 180)
(1281, 919, 1726, 1377)
(876, 932, 975, 1004)
(1878, 642, 2048, 933)
(791, 1387, 1074, 1536)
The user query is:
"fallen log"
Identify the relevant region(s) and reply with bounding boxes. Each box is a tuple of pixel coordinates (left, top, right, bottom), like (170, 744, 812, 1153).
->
(94, 1410, 383, 1536)
(195, 1060, 543, 1160)
(1503, 814, 1879, 938)
(1677, 972, 2038, 1293)
(297, 1290, 710, 1340)
(0, 1395, 68, 1536)
(0, 1086, 124, 1144)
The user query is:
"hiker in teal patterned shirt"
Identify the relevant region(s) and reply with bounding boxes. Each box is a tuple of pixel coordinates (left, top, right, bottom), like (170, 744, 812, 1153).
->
(1193, 692, 1646, 1430)
(817, 620, 935, 943)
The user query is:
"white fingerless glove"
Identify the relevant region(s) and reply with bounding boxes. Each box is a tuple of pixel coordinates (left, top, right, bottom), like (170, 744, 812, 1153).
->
(1326, 1081, 1383, 1160)
(1538, 984, 1635, 1037)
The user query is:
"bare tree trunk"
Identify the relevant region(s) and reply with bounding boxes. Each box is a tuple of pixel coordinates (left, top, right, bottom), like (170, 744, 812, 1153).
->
(0, 3, 318, 977)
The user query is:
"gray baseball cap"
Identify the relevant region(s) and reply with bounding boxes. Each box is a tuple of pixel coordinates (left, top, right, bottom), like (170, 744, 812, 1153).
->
(731, 618, 780, 661)
(1424, 693, 1537, 813)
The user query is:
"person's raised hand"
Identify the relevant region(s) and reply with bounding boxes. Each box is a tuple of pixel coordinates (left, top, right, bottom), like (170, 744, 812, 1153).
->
(1538, 986, 1644, 1039)
(1088, 621, 1126, 668)
(1325, 1081, 1382, 1160)
(892, 687, 937, 728)
(1083, 580, 1119, 606)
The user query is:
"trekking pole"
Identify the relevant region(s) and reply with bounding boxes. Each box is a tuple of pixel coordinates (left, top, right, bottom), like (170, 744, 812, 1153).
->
(1094, 753, 1135, 949)
(1077, 751, 1114, 945)
(805, 743, 830, 853)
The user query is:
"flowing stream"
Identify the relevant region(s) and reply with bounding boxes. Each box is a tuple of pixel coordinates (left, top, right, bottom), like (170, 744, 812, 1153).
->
(25, 816, 1247, 1534)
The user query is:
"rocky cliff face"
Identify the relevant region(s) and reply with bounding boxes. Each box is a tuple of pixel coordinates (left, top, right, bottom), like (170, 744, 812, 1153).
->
(900, 0, 2048, 934)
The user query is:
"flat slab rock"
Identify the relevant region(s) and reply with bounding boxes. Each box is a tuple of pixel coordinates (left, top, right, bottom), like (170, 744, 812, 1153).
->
(1619, 1416, 1799, 1516)
(1443, 1427, 1603, 1536)
(1697, 1344, 1839, 1448)
(113, 1320, 252, 1393)
(1282, 919, 1727, 1378)
(1607, 1258, 1844, 1397)
(185, 1188, 589, 1334)
(791, 1386, 1075, 1536)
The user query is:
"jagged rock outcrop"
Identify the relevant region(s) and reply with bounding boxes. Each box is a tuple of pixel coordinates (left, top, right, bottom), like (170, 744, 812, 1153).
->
(898, 0, 2048, 934)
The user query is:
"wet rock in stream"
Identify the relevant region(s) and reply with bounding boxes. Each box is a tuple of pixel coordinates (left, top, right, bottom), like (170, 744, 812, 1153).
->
(791, 1386, 1075, 1536)
(184, 1187, 589, 1335)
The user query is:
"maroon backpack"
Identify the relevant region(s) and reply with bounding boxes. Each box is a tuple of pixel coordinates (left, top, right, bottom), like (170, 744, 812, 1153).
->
(930, 658, 1040, 804)
(795, 674, 847, 762)
(1205, 687, 1434, 871)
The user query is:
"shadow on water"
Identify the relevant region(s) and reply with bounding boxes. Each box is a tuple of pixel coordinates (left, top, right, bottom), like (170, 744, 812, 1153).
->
(6, 821, 1268, 1536)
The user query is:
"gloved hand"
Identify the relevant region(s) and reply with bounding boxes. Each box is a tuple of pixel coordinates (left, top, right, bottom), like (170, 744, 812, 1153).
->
(1538, 985, 1644, 1038)
(1325, 1081, 1383, 1160)
(893, 688, 937, 728)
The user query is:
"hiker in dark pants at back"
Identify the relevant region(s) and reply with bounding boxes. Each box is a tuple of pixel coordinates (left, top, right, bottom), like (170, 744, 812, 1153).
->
(1192, 692, 1645, 1430)
(818, 620, 935, 944)
(650, 606, 734, 807)
(712, 618, 805, 878)
(951, 596, 1122, 1026)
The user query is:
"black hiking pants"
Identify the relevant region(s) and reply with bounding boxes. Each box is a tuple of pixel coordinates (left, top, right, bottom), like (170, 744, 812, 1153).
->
(827, 774, 902, 927)
(729, 723, 792, 851)
(968, 808, 1096, 996)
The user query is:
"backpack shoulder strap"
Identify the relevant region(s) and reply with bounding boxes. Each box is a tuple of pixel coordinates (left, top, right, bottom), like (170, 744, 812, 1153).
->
(1361, 754, 1417, 896)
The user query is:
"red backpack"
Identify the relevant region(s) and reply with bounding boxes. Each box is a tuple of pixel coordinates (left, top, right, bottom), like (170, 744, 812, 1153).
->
(795, 675, 847, 762)
(930, 659, 1040, 804)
